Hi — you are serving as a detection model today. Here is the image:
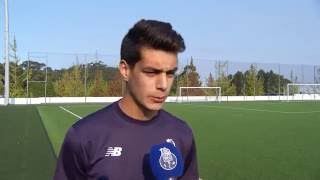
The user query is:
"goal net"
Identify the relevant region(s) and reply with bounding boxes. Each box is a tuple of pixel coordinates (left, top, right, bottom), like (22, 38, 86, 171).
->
(287, 83, 320, 101)
(177, 87, 221, 103)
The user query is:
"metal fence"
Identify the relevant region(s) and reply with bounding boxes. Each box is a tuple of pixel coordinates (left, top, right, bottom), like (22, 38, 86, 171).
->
(3, 52, 319, 99)
(26, 52, 121, 98)
(178, 57, 320, 97)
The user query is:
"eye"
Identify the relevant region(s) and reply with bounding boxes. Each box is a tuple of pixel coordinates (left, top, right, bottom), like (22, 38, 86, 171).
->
(166, 71, 176, 78)
(144, 71, 157, 76)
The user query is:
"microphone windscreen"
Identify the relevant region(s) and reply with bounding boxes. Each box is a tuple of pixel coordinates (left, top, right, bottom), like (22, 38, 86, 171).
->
(149, 143, 184, 180)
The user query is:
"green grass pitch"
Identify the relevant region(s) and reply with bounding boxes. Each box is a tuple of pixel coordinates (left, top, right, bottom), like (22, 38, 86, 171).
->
(1, 101, 320, 179)
(0, 105, 56, 179)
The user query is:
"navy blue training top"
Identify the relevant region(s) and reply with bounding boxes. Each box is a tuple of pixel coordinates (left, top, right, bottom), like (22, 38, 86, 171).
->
(54, 101, 198, 180)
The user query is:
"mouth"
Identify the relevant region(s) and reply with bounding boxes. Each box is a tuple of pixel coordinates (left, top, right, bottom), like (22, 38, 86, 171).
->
(150, 96, 166, 103)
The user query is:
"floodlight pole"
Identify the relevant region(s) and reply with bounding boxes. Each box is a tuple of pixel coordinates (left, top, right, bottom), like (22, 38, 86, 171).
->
(4, 0, 10, 105)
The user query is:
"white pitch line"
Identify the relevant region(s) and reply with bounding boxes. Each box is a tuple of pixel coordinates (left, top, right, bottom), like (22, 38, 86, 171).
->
(180, 104, 320, 114)
(59, 106, 82, 119)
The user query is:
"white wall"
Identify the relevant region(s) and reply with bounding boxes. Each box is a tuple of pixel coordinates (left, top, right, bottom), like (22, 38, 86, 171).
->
(0, 98, 4, 105)
(0, 94, 320, 105)
(0, 97, 122, 105)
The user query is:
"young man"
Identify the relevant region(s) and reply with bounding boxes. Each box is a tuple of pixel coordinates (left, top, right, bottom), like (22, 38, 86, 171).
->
(54, 19, 199, 180)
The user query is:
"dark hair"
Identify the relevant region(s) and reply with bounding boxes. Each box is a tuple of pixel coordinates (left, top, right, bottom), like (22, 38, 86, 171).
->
(120, 19, 185, 67)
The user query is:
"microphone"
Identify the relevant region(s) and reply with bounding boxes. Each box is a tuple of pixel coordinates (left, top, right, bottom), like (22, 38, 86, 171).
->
(149, 143, 184, 180)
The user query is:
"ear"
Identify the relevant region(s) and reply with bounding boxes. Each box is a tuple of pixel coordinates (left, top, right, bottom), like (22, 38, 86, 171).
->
(119, 59, 130, 81)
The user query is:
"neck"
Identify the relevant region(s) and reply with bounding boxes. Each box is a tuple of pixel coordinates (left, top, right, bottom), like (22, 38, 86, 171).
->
(118, 96, 158, 121)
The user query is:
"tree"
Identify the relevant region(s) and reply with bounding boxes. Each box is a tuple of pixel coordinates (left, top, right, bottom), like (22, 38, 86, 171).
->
(314, 67, 320, 93)
(262, 70, 278, 94)
(214, 61, 236, 96)
(9, 36, 25, 97)
(256, 71, 265, 95)
(257, 69, 292, 95)
(20, 60, 48, 97)
(54, 65, 84, 96)
(186, 58, 202, 87)
(44, 67, 58, 97)
(288, 70, 299, 95)
(0, 63, 4, 95)
(202, 73, 221, 97)
(219, 75, 236, 96)
(206, 73, 215, 87)
(245, 64, 264, 96)
(107, 71, 123, 96)
(173, 57, 202, 96)
(88, 70, 108, 96)
(232, 71, 245, 95)
(86, 61, 107, 81)
(316, 67, 320, 84)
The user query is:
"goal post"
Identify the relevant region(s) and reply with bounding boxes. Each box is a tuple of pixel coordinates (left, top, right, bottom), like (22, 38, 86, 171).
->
(178, 86, 221, 103)
(287, 83, 320, 101)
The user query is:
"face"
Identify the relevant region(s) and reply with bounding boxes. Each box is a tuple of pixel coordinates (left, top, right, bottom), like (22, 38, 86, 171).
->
(120, 47, 178, 111)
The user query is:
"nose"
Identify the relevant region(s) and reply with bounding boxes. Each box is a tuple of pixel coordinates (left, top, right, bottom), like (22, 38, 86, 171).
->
(156, 73, 168, 91)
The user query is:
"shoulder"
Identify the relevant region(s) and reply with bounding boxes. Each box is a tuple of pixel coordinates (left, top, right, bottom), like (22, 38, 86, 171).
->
(159, 110, 196, 159)
(70, 102, 117, 138)
(74, 103, 112, 126)
(160, 110, 194, 136)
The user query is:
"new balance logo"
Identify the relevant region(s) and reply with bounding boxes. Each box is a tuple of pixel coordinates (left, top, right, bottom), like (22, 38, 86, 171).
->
(105, 147, 122, 157)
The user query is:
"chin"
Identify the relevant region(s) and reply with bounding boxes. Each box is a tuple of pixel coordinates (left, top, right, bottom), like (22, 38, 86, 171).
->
(145, 103, 164, 111)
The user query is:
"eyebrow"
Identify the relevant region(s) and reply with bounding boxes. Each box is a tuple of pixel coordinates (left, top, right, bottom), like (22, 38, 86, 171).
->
(143, 67, 178, 73)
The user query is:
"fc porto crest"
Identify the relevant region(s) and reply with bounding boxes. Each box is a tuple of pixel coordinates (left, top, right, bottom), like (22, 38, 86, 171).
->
(159, 147, 177, 170)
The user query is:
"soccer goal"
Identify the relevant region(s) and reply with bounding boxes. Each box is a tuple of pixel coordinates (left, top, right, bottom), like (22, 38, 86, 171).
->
(177, 86, 221, 103)
(287, 83, 320, 101)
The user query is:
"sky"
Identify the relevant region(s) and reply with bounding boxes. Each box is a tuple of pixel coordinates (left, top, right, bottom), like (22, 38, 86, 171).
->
(1, 0, 320, 69)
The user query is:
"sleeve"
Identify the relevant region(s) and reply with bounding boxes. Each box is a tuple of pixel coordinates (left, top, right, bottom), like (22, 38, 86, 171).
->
(53, 127, 88, 180)
(180, 137, 199, 180)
